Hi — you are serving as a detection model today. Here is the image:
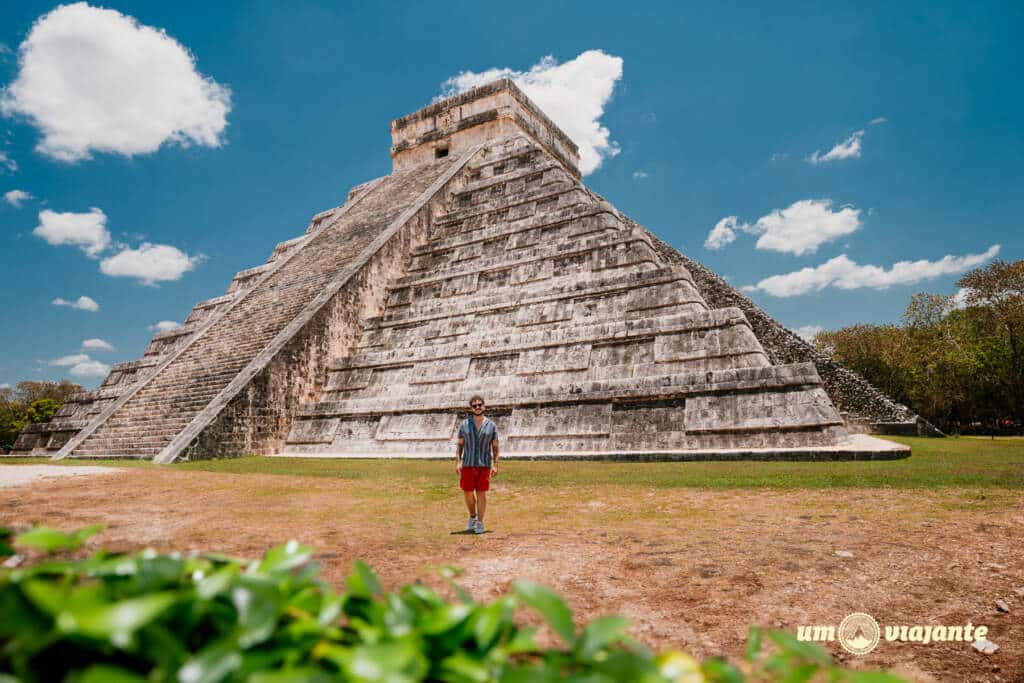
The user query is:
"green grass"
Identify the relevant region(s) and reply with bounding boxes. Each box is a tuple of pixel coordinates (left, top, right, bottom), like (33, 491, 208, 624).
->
(4, 436, 1023, 489)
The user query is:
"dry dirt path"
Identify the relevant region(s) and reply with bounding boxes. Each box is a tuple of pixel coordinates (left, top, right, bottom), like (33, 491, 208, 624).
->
(1, 467, 1021, 682)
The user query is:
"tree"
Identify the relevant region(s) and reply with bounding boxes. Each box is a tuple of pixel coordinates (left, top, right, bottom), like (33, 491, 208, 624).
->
(0, 397, 29, 453)
(13, 380, 82, 405)
(818, 259, 1024, 433)
(0, 380, 83, 452)
(957, 259, 1024, 423)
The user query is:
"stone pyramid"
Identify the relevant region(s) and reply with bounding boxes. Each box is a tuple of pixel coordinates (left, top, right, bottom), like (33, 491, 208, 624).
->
(16, 80, 911, 461)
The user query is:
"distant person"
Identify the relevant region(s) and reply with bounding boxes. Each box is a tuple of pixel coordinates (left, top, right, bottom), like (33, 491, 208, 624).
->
(456, 395, 499, 534)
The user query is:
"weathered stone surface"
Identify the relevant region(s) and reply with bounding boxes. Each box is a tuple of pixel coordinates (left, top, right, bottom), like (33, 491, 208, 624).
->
(16, 79, 915, 461)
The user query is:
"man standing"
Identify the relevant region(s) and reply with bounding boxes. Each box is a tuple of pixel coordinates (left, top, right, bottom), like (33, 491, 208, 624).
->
(456, 395, 499, 534)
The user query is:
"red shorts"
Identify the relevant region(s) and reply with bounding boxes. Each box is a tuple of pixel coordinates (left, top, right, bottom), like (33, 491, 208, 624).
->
(460, 466, 491, 492)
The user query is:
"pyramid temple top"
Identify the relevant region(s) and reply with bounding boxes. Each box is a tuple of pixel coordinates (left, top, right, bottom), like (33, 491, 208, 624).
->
(390, 78, 580, 177)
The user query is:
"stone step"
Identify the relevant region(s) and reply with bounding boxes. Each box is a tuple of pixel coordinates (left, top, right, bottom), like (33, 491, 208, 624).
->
(374, 266, 694, 328)
(333, 307, 753, 371)
(433, 181, 583, 227)
(357, 298, 709, 353)
(299, 363, 829, 418)
(407, 215, 622, 274)
(413, 204, 615, 256)
(391, 231, 658, 290)
(447, 158, 561, 199)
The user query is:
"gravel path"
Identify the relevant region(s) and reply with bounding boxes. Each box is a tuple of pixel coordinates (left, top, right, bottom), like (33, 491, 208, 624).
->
(0, 465, 123, 488)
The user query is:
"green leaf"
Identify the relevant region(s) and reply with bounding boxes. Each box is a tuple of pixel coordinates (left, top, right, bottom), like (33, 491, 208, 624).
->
(701, 657, 745, 683)
(176, 641, 243, 683)
(745, 625, 762, 663)
(345, 560, 382, 599)
(248, 669, 336, 683)
(59, 589, 177, 643)
(419, 602, 473, 635)
(0, 527, 14, 557)
(63, 591, 179, 640)
(15, 524, 104, 553)
(781, 663, 819, 683)
(195, 565, 237, 600)
(440, 650, 491, 683)
(473, 597, 515, 648)
(231, 577, 282, 648)
(504, 626, 540, 654)
(513, 581, 576, 646)
(20, 577, 70, 615)
(77, 665, 148, 683)
(320, 641, 429, 683)
(766, 630, 832, 666)
(254, 540, 313, 575)
(577, 616, 630, 660)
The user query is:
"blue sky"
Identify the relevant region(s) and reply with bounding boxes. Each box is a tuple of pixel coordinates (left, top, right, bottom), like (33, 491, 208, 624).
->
(1, 1, 1021, 388)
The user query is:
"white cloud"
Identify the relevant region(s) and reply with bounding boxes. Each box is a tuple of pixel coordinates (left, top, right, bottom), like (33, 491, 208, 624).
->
(82, 338, 114, 351)
(48, 352, 110, 377)
(49, 353, 90, 367)
(52, 295, 99, 312)
(3, 189, 31, 207)
(34, 207, 110, 257)
(704, 216, 743, 251)
(745, 245, 1001, 297)
(69, 359, 110, 378)
(149, 320, 181, 333)
(632, 170, 649, 180)
(808, 130, 865, 165)
(869, 116, 888, 125)
(745, 199, 861, 256)
(0, 151, 16, 172)
(0, 2, 231, 162)
(793, 325, 824, 342)
(706, 200, 861, 255)
(0, 383, 10, 390)
(439, 50, 623, 175)
(100, 243, 204, 286)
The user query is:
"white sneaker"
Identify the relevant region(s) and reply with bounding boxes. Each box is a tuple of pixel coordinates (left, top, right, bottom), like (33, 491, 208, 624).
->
(466, 516, 477, 532)
(474, 518, 485, 535)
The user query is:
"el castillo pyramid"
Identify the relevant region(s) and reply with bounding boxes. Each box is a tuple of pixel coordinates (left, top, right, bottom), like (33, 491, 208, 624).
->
(13, 80, 923, 462)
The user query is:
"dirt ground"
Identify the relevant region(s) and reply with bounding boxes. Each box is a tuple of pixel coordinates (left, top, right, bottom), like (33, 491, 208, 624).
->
(1, 467, 1021, 682)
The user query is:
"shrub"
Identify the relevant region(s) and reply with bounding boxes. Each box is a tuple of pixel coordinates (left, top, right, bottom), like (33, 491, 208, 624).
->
(0, 526, 906, 682)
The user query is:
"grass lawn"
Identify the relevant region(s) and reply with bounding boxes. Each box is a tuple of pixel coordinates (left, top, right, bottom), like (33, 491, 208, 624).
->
(4, 435, 1023, 489)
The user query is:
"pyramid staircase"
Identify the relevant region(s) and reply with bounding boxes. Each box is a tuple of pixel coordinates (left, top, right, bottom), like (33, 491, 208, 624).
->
(54, 153, 474, 462)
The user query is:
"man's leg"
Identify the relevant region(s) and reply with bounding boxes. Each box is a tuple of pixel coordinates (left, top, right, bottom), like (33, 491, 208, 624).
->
(476, 490, 487, 523)
(463, 490, 477, 517)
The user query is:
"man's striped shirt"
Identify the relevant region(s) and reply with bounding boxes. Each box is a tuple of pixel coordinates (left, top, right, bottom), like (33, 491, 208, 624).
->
(459, 416, 498, 467)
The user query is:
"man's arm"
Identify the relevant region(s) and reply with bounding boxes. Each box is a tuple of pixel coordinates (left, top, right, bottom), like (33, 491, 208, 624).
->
(491, 437, 499, 474)
(455, 435, 464, 473)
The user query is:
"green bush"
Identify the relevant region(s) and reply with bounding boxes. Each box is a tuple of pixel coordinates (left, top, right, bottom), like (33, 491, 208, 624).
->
(0, 526, 906, 682)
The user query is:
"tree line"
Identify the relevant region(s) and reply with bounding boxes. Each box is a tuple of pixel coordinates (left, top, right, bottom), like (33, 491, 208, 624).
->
(813, 259, 1023, 434)
(0, 380, 82, 452)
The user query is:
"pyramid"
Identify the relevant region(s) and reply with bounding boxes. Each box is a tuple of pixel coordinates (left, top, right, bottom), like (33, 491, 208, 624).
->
(14, 80, 913, 461)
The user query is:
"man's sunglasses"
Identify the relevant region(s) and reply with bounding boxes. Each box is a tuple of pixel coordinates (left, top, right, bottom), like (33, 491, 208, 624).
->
(470, 403, 484, 409)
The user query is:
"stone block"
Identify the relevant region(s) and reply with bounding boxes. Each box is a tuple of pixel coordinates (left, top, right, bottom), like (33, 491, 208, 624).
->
(376, 413, 457, 441)
(517, 344, 592, 375)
